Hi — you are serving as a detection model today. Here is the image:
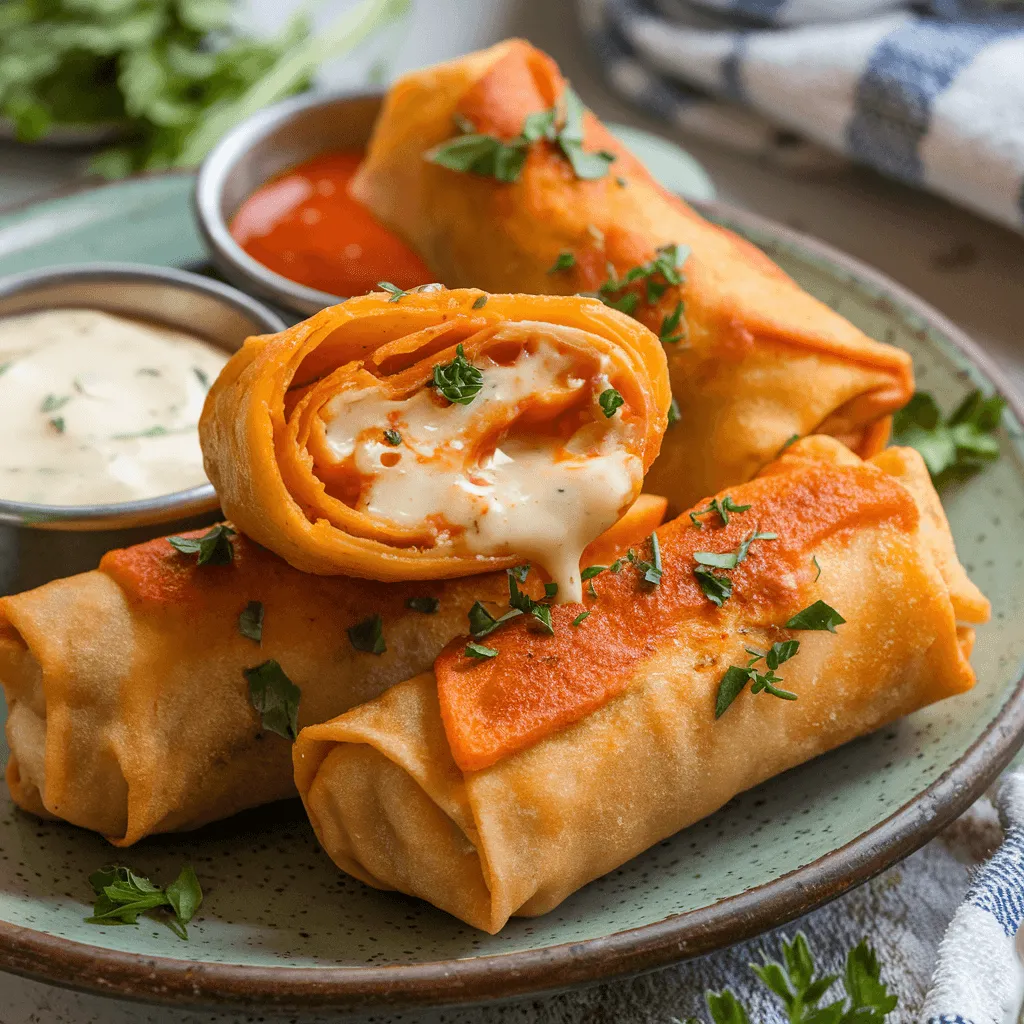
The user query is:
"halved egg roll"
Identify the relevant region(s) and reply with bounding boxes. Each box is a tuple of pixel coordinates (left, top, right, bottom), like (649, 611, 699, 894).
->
(200, 289, 668, 600)
(293, 436, 988, 932)
(0, 497, 665, 846)
(351, 40, 914, 508)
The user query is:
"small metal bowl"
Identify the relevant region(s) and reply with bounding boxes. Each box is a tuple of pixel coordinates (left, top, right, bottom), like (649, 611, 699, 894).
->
(195, 89, 384, 317)
(0, 263, 286, 594)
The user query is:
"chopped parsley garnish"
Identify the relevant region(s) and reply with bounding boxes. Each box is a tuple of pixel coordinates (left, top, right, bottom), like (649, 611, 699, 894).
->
(628, 533, 662, 585)
(508, 570, 554, 634)
(598, 243, 690, 315)
(465, 641, 499, 660)
(599, 387, 624, 418)
(581, 564, 608, 581)
(168, 524, 235, 566)
(548, 251, 576, 273)
(0, 362, 10, 377)
(86, 864, 202, 940)
(509, 563, 531, 583)
(468, 601, 521, 638)
(691, 934, 897, 1024)
(136, 367, 161, 377)
(469, 566, 558, 637)
(406, 596, 439, 614)
(471, 294, 488, 309)
(377, 281, 407, 302)
(426, 86, 614, 183)
(49, 416, 66, 434)
(715, 641, 800, 718)
(347, 614, 386, 654)
(694, 528, 775, 571)
(41, 393, 71, 414)
(690, 495, 751, 528)
(432, 344, 484, 406)
(193, 367, 210, 390)
(892, 389, 1004, 480)
(695, 567, 732, 607)
(659, 300, 686, 344)
(779, 433, 800, 455)
(667, 396, 681, 426)
(785, 600, 846, 633)
(244, 660, 300, 741)
(383, 428, 402, 446)
(812, 555, 822, 581)
(572, 611, 590, 626)
(238, 601, 263, 643)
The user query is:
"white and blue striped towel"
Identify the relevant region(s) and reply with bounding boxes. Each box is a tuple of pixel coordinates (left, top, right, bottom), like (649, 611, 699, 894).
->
(577, 0, 1024, 230)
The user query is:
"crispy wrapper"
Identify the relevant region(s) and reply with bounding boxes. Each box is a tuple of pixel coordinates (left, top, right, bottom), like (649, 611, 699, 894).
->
(351, 41, 915, 509)
(293, 438, 988, 932)
(0, 499, 664, 846)
(199, 289, 668, 580)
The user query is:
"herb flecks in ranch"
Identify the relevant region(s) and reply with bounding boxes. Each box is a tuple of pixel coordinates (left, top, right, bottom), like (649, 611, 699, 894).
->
(86, 864, 203, 941)
(168, 525, 236, 566)
(348, 614, 387, 655)
(244, 660, 301, 741)
(431, 344, 484, 406)
(238, 601, 264, 643)
(426, 85, 615, 183)
(893, 389, 1004, 480)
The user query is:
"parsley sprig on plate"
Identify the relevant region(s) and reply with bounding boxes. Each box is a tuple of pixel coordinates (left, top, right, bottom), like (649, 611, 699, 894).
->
(892, 389, 1004, 481)
(684, 933, 897, 1024)
(86, 864, 203, 940)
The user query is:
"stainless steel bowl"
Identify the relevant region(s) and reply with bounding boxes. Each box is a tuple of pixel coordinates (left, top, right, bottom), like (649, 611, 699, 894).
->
(0, 263, 286, 594)
(195, 89, 384, 317)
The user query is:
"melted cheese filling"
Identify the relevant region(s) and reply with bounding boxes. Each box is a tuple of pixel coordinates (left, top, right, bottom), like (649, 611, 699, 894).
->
(321, 324, 642, 602)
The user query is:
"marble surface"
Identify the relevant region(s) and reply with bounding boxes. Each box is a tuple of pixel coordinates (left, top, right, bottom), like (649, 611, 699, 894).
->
(1, 1, 1023, 1021)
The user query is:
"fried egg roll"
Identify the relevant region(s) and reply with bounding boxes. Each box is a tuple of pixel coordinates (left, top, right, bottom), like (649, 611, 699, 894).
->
(293, 437, 988, 932)
(351, 41, 914, 509)
(0, 499, 664, 846)
(200, 289, 668, 600)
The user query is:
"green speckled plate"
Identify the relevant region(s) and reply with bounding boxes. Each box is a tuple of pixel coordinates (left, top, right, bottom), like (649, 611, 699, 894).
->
(0, 171, 1022, 1014)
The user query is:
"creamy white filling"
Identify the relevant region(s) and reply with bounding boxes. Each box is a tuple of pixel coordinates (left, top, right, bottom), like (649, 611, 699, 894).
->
(0, 309, 227, 505)
(321, 325, 641, 602)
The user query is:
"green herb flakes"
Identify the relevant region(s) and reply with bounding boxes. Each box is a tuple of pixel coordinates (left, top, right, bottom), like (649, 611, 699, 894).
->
(599, 387, 624, 418)
(472, 294, 488, 309)
(785, 600, 846, 633)
(715, 641, 800, 718)
(598, 244, 690, 316)
(659, 301, 686, 344)
(378, 281, 408, 302)
(41, 393, 71, 414)
(244, 659, 301, 741)
(168, 524, 236, 566)
(432, 344, 484, 405)
(49, 416, 66, 434)
(87, 864, 202, 940)
(348, 614, 386, 655)
(383, 428, 402, 446)
(238, 600, 263, 643)
(572, 610, 590, 626)
(695, 568, 733, 608)
(548, 251, 576, 273)
(812, 555, 822, 581)
(406, 596, 439, 614)
(667, 396, 681, 426)
(465, 641, 499, 660)
(689, 496, 751, 528)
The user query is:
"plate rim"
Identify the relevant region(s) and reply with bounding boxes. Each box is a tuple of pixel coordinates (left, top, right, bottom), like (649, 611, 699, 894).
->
(0, 176, 1022, 1012)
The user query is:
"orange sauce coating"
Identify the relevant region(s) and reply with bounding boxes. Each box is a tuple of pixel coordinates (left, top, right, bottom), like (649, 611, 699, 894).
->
(230, 151, 433, 298)
(435, 461, 918, 773)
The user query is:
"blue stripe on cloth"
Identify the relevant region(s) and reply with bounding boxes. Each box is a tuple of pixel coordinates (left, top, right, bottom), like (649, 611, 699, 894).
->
(846, 17, 1018, 185)
(966, 825, 1024, 937)
(720, 32, 751, 101)
(731, 0, 787, 20)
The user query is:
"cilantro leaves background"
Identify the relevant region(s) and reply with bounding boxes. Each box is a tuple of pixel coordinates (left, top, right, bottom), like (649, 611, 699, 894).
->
(0, 0, 409, 176)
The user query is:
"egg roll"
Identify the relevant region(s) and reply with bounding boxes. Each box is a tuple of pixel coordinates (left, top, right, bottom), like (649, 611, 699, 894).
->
(293, 437, 988, 932)
(351, 41, 914, 509)
(0, 498, 664, 846)
(200, 288, 668, 600)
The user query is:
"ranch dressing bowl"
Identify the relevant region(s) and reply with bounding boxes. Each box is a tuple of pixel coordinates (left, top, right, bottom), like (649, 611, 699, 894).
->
(0, 263, 285, 594)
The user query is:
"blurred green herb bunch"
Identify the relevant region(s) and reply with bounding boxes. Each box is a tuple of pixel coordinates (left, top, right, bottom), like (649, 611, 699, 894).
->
(0, 0, 408, 177)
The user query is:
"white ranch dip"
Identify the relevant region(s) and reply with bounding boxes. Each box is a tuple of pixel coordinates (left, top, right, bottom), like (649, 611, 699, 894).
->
(0, 308, 228, 506)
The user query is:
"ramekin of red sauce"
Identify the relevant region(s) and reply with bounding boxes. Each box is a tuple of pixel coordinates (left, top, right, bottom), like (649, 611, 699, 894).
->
(229, 151, 434, 298)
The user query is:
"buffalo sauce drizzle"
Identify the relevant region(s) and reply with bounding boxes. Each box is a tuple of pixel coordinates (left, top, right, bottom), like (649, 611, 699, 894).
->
(434, 460, 918, 773)
(230, 151, 433, 298)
